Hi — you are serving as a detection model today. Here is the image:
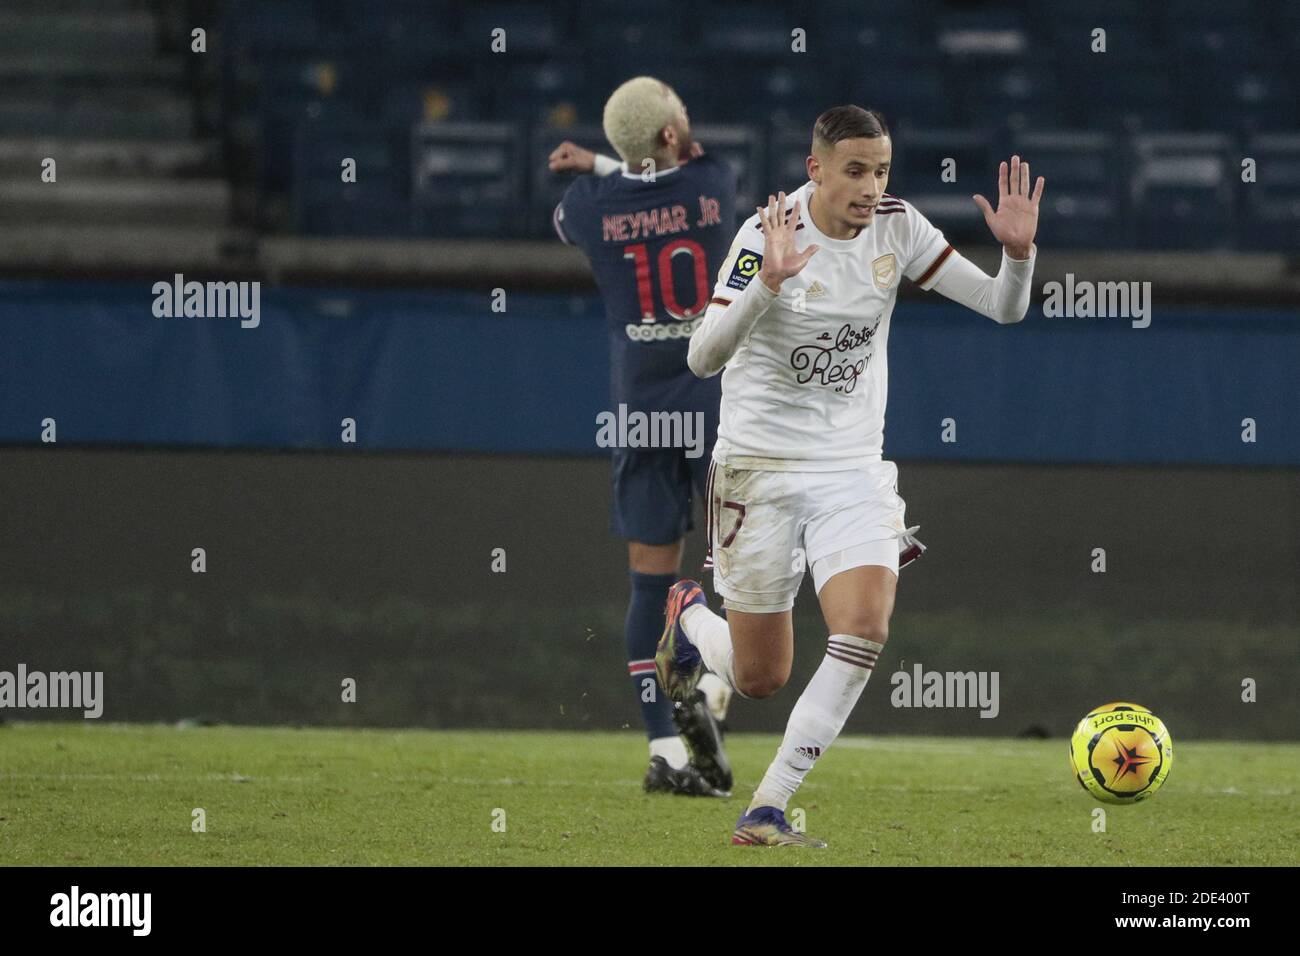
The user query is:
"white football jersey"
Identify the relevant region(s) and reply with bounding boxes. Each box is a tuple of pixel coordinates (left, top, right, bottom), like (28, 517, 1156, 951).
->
(705, 180, 958, 469)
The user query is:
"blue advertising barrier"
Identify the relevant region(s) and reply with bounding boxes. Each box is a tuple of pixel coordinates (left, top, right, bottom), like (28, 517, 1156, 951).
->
(1, 279, 1295, 465)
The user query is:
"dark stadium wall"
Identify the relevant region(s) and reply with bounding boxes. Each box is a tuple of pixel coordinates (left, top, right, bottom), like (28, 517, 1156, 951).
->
(2, 448, 1295, 739)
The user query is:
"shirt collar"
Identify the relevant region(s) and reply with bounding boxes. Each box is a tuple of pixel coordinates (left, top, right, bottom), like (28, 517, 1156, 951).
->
(619, 163, 684, 180)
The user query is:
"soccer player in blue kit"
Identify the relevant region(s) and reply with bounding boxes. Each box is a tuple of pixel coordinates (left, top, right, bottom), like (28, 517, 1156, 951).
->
(549, 77, 736, 797)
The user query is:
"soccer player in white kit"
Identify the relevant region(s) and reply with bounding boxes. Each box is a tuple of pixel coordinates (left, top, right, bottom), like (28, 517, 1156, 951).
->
(655, 105, 1045, 846)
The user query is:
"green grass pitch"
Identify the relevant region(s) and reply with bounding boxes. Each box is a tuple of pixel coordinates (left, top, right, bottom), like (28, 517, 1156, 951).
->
(2, 723, 1297, 866)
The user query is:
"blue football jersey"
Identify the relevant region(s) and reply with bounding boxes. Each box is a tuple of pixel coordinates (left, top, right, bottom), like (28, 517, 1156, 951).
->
(555, 152, 735, 415)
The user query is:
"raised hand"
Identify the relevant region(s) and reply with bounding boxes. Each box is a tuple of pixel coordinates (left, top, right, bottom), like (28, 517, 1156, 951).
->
(548, 140, 596, 174)
(755, 192, 819, 293)
(972, 155, 1045, 260)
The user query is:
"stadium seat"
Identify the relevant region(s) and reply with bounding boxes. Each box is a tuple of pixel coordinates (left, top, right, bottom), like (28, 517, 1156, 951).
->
(493, 57, 600, 127)
(575, 5, 685, 81)
(232, 0, 321, 55)
(810, 0, 932, 60)
(207, 0, 1298, 246)
(844, 55, 956, 129)
(293, 122, 408, 237)
(768, 123, 815, 193)
(934, 9, 1030, 60)
(382, 79, 483, 127)
(459, 3, 562, 55)
(1009, 129, 1121, 248)
(1130, 132, 1236, 248)
(885, 128, 993, 241)
(709, 61, 839, 128)
(1240, 133, 1300, 250)
(694, 4, 796, 57)
(689, 123, 763, 224)
(1069, 58, 1181, 132)
(952, 59, 1065, 132)
(410, 121, 522, 237)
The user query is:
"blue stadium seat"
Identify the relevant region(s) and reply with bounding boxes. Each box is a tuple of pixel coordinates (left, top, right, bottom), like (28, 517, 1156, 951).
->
(261, 98, 367, 196)
(1009, 130, 1121, 248)
(409, 121, 523, 237)
(953, 59, 1065, 132)
(1159, 0, 1259, 27)
(494, 57, 600, 127)
(810, 0, 932, 59)
(695, 4, 796, 57)
(382, 79, 483, 126)
(293, 122, 408, 236)
(767, 124, 814, 193)
(1172, 25, 1293, 133)
(934, 9, 1030, 61)
(1241, 133, 1300, 250)
(1070, 58, 1181, 131)
(297, 181, 412, 236)
(575, 5, 685, 80)
(885, 128, 993, 242)
(709, 61, 839, 128)
(689, 123, 763, 223)
(845, 56, 956, 128)
(1037, 21, 1159, 61)
(230, 0, 321, 55)
(459, 3, 562, 55)
(1130, 132, 1236, 248)
(315, 0, 458, 53)
(217, 0, 1298, 245)
(1185, 64, 1294, 136)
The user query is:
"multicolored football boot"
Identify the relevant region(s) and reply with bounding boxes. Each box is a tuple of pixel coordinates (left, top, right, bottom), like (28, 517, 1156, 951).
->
(731, 806, 827, 848)
(654, 579, 707, 703)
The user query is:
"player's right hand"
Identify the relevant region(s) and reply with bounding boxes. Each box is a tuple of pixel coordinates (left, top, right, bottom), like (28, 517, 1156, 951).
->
(755, 192, 819, 294)
(548, 141, 596, 173)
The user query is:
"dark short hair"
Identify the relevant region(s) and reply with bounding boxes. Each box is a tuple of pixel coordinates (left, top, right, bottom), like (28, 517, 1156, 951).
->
(812, 106, 890, 152)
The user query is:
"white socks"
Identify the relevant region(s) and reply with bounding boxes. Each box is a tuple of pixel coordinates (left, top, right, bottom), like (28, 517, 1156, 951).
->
(679, 605, 884, 811)
(749, 634, 883, 812)
(696, 672, 733, 722)
(649, 735, 690, 770)
(681, 604, 739, 695)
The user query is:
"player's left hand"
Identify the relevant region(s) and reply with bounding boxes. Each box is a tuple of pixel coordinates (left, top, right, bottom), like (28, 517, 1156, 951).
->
(972, 155, 1044, 260)
(548, 141, 596, 173)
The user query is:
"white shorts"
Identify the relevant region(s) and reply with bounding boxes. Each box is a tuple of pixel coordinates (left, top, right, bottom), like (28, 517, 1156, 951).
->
(705, 459, 909, 614)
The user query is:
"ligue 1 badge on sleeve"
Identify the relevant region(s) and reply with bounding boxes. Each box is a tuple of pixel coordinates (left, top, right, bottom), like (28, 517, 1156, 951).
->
(726, 249, 763, 291)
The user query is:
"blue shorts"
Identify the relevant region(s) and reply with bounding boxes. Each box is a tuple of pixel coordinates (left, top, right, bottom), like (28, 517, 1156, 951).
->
(610, 445, 714, 545)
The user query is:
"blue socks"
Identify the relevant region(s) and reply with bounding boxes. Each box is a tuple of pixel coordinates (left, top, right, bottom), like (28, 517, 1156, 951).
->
(625, 571, 678, 741)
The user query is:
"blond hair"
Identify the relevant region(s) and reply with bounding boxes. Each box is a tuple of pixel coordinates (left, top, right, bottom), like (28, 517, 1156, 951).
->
(602, 76, 682, 167)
